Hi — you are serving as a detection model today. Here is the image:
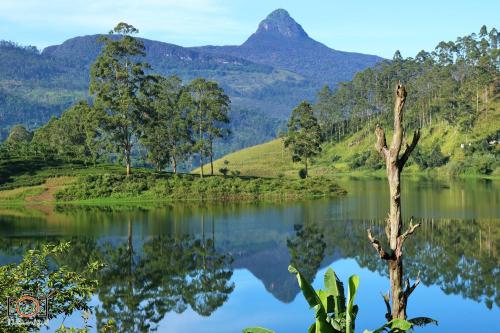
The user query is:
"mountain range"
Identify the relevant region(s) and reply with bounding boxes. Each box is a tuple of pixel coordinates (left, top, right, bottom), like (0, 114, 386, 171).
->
(0, 9, 383, 156)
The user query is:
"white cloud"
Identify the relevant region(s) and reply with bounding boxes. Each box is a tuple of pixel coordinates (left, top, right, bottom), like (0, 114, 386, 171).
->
(0, 0, 248, 47)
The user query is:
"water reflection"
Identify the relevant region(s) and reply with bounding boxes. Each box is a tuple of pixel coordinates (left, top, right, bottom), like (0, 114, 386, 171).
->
(0, 177, 498, 331)
(92, 220, 234, 332)
(317, 217, 499, 309)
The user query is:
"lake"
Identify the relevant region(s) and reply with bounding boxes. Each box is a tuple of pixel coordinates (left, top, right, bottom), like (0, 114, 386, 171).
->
(0, 177, 498, 332)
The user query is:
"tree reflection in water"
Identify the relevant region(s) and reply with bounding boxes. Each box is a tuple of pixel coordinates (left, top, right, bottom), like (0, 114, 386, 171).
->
(321, 218, 499, 309)
(95, 217, 234, 332)
(287, 224, 326, 283)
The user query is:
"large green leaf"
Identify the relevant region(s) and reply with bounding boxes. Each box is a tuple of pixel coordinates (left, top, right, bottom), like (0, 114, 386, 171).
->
(317, 290, 335, 313)
(390, 319, 413, 330)
(242, 327, 276, 333)
(323, 268, 346, 315)
(345, 275, 359, 333)
(313, 305, 336, 333)
(408, 317, 438, 327)
(289, 265, 337, 333)
(288, 265, 321, 308)
(317, 290, 328, 312)
(364, 318, 414, 333)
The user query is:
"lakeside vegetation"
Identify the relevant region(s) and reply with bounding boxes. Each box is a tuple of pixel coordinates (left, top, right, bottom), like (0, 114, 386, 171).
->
(0, 159, 346, 205)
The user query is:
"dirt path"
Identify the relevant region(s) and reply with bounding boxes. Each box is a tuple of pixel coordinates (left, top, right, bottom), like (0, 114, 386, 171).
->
(25, 177, 75, 203)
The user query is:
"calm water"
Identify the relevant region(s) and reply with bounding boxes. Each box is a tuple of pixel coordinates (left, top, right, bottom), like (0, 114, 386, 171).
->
(0, 177, 498, 332)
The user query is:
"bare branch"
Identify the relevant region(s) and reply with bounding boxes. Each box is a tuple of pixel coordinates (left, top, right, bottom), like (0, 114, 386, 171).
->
(367, 229, 395, 260)
(401, 218, 421, 244)
(375, 125, 389, 161)
(398, 129, 421, 168)
(404, 271, 421, 299)
(389, 83, 407, 161)
(381, 292, 392, 321)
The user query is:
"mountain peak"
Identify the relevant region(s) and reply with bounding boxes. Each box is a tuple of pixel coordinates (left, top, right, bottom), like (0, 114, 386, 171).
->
(254, 8, 308, 39)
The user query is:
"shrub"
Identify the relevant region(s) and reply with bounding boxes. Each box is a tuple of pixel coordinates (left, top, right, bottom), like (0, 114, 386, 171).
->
(331, 155, 341, 163)
(348, 151, 370, 169)
(428, 145, 449, 167)
(243, 265, 436, 333)
(219, 167, 229, 176)
(0, 243, 102, 332)
(471, 153, 496, 175)
(298, 168, 308, 179)
(365, 150, 384, 169)
(412, 144, 448, 169)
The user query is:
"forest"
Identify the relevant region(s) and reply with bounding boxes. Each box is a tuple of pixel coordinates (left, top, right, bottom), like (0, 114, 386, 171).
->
(311, 25, 498, 176)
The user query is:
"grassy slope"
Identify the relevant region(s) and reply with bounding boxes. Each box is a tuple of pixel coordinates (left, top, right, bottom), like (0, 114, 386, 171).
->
(193, 139, 296, 178)
(199, 99, 499, 178)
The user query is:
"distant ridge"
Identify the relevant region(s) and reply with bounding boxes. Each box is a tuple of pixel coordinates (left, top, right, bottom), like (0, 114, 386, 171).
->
(0, 9, 383, 155)
(192, 9, 383, 85)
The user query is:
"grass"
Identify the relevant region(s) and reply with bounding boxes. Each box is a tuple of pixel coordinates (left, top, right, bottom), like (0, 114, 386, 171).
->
(0, 185, 45, 201)
(193, 139, 299, 178)
(0, 158, 135, 191)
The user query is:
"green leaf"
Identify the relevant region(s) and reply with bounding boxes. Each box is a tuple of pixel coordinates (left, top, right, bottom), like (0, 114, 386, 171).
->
(317, 290, 328, 311)
(317, 290, 335, 313)
(389, 318, 413, 330)
(242, 327, 275, 333)
(330, 318, 342, 331)
(288, 265, 321, 308)
(408, 317, 438, 327)
(323, 268, 346, 315)
(288, 266, 336, 333)
(345, 275, 360, 333)
(366, 318, 414, 333)
(308, 323, 316, 333)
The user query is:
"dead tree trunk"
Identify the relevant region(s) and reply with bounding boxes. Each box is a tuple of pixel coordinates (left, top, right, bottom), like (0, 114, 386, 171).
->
(368, 83, 421, 320)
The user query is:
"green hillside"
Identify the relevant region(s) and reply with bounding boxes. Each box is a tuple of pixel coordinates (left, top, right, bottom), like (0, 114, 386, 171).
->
(193, 139, 294, 178)
(196, 100, 499, 179)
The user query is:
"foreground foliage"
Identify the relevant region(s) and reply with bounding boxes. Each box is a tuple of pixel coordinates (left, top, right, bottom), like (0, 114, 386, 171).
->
(0, 243, 103, 332)
(244, 265, 436, 333)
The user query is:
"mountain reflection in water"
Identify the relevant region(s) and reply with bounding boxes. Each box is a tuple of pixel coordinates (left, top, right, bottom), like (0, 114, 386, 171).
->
(0, 177, 497, 332)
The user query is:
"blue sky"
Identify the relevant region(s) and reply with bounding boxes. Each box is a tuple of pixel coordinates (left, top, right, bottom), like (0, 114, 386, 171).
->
(0, 0, 498, 58)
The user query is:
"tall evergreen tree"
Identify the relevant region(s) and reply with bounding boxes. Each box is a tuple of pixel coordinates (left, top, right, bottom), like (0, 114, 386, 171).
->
(141, 75, 192, 172)
(89, 22, 150, 176)
(187, 78, 230, 177)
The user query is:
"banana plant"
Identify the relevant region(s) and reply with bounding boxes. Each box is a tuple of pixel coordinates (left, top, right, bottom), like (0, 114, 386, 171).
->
(243, 265, 437, 333)
(244, 265, 359, 333)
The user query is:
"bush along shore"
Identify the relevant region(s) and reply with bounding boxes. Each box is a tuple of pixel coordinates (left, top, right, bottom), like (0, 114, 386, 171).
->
(55, 173, 347, 203)
(0, 159, 346, 204)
